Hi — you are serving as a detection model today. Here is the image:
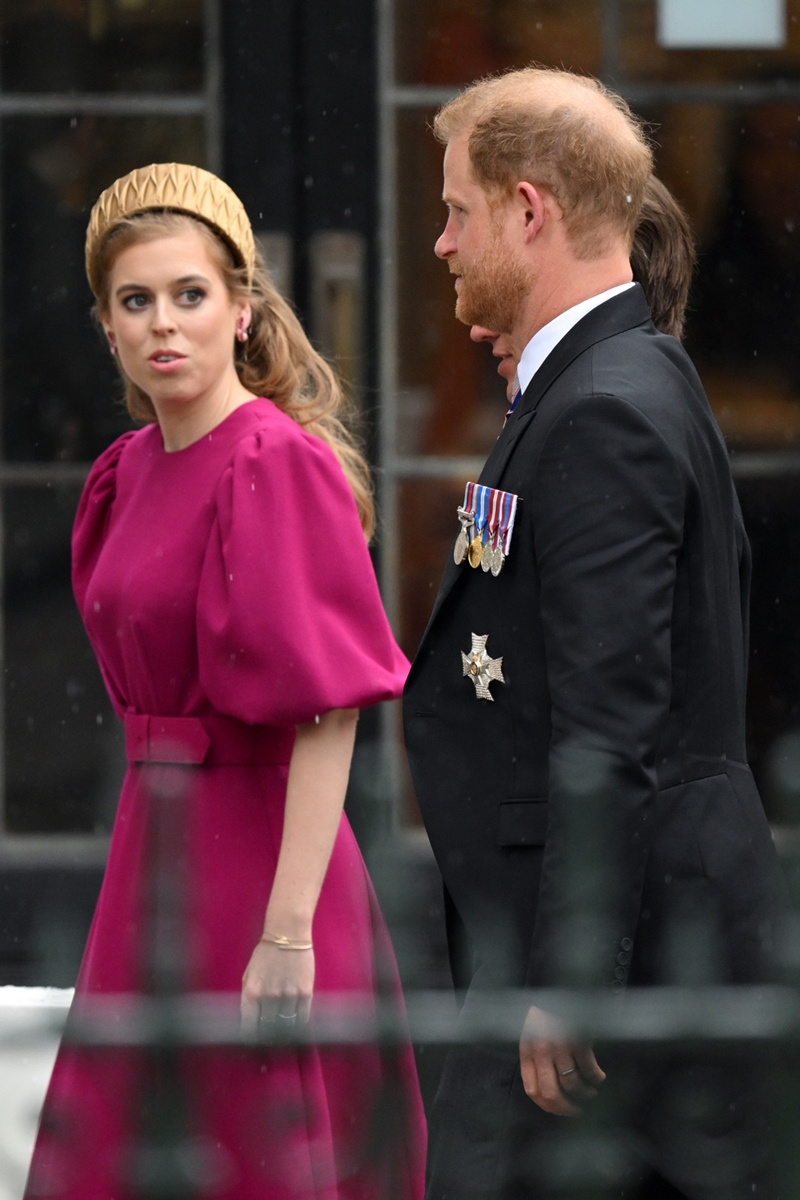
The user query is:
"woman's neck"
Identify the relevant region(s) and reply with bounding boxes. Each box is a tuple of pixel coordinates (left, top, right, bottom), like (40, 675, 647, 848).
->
(155, 374, 256, 452)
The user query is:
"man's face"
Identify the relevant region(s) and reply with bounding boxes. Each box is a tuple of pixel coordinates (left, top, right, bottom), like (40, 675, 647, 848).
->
(470, 326, 517, 402)
(435, 131, 530, 334)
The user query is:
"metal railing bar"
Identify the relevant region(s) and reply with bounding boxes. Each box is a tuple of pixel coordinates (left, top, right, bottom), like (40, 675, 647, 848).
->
(387, 82, 800, 110)
(0, 95, 207, 117)
(0, 451, 795, 490)
(382, 451, 800, 482)
(730, 451, 800, 478)
(0, 833, 111, 865)
(0, 463, 91, 486)
(383, 454, 486, 479)
(5, 986, 800, 1051)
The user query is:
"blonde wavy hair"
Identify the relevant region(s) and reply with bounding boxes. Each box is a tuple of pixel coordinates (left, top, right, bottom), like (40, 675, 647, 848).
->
(90, 211, 375, 538)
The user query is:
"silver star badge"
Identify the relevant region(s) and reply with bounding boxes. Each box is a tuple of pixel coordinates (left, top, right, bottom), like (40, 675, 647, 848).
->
(461, 633, 505, 701)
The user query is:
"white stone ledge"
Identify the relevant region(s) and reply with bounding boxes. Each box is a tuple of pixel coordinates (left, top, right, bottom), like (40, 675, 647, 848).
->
(0, 987, 73, 1200)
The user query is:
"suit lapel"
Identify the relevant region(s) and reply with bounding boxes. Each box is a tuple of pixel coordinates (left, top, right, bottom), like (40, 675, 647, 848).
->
(479, 284, 652, 487)
(411, 286, 653, 654)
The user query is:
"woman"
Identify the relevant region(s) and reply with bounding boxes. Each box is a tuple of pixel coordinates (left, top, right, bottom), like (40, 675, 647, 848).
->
(25, 163, 425, 1200)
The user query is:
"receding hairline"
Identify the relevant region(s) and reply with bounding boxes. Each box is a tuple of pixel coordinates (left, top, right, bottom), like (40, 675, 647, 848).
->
(434, 68, 644, 156)
(433, 67, 652, 258)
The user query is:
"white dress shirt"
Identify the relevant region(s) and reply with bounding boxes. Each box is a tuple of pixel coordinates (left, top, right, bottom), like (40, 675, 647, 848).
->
(516, 282, 635, 397)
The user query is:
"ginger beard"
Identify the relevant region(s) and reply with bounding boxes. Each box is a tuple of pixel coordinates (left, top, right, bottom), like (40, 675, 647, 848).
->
(450, 217, 531, 334)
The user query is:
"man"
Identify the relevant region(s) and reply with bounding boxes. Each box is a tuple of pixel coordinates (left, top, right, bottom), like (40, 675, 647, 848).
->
(402, 68, 785, 1200)
(474, 172, 697, 407)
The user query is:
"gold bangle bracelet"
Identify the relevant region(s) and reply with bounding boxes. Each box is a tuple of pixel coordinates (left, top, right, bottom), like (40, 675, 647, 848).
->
(261, 935, 313, 951)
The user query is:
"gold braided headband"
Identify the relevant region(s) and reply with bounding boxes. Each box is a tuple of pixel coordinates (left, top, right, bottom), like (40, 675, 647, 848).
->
(85, 162, 256, 294)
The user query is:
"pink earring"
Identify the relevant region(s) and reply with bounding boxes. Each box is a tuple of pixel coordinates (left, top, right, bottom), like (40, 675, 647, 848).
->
(236, 321, 249, 343)
(108, 337, 117, 356)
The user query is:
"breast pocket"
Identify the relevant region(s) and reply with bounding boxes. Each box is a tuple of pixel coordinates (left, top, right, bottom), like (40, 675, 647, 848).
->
(498, 798, 549, 846)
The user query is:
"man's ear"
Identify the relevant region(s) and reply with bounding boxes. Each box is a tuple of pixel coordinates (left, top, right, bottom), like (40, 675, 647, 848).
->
(516, 182, 549, 243)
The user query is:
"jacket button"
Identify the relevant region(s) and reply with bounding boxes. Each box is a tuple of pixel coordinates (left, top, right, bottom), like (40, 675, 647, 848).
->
(612, 979, 624, 992)
(614, 966, 626, 981)
(620, 937, 633, 951)
(617, 951, 629, 965)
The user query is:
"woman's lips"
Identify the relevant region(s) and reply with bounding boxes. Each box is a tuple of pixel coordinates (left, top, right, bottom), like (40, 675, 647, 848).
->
(149, 353, 186, 374)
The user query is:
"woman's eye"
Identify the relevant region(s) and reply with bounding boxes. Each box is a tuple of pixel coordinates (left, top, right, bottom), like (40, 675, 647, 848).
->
(181, 287, 204, 304)
(123, 293, 149, 310)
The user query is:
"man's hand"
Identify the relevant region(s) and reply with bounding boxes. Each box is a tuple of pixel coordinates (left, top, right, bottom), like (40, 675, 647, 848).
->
(519, 1004, 606, 1117)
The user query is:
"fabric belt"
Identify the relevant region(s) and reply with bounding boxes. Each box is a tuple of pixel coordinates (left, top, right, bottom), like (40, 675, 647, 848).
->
(124, 712, 293, 766)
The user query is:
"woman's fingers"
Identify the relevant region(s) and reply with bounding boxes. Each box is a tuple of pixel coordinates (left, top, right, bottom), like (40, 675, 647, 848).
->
(240, 939, 314, 1035)
(240, 989, 260, 1037)
(296, 992, 312, 1026)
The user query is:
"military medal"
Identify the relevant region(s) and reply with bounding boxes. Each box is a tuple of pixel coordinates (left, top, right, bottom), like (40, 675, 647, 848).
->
(482, 489, 500, 572)
(453, 482, 520, 575)
(461, 633, 505, 701)
(493, 490, 519, 575)
(453, 505, 473, 565)
(469, 485, 489, 569)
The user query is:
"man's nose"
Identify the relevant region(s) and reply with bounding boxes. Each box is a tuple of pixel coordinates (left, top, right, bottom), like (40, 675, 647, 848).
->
(470, 326, 497, 345)
(435, 218, 456, 259)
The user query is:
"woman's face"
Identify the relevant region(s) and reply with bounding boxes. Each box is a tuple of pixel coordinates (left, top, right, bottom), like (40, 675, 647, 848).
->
(102, 228, 250, 411)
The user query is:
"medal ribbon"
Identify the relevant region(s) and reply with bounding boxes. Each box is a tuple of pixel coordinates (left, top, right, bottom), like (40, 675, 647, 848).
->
(499, 490, 518, 556)
(488, 487, 501, 549)
(459, 481, 519, 558)
(474, 484, 490, 545)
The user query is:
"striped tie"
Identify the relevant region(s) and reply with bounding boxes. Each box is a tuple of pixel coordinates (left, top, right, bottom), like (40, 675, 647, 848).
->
(504, 372, 522, 425)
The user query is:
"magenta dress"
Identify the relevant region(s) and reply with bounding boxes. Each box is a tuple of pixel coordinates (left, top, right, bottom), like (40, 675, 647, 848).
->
(25, 398, 426, 1200)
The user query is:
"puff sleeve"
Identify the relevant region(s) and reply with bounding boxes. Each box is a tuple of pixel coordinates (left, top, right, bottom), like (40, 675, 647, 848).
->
(197, 421, 409, 727)
(72, 432, 137, 619)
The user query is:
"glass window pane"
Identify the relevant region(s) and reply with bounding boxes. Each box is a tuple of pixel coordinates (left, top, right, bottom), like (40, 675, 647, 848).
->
(396, 109, 509, 459)
(734, 472, 800, 820)
(395, 0, 604, 87)
(398, 477, 467, 654)
(619, 0, 800, 83)
(1, 0, 205, 94)
(2, 115, 206, 462)
(4, 484, 124, 835)
(643, 102, 800, 449)
(398, 96, 800, 454)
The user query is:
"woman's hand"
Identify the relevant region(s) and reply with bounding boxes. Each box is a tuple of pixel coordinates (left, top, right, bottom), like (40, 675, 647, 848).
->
(240, 709, 358, 1037)
(241, 939, 315, 1035)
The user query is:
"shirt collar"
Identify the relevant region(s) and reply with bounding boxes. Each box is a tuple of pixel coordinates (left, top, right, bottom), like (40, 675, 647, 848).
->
(516, 282, 635, 397)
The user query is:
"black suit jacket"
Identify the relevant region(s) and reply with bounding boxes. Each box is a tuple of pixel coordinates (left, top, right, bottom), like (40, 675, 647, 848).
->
(404, 286, 784, 1002)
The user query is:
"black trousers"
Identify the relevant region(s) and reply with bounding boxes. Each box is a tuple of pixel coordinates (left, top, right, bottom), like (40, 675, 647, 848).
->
(639, 1174, 689, 1199)
(424, 1044, 774, 1200)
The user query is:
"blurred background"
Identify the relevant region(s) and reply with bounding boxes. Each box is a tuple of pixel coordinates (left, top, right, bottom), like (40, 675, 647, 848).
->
(1, 0, 800, 1000)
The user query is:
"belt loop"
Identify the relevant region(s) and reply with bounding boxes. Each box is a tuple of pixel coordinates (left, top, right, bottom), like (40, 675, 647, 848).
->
(148, 718, 211, 765)
(125, 712, 151, 763)
(124, 712, 292, 766)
